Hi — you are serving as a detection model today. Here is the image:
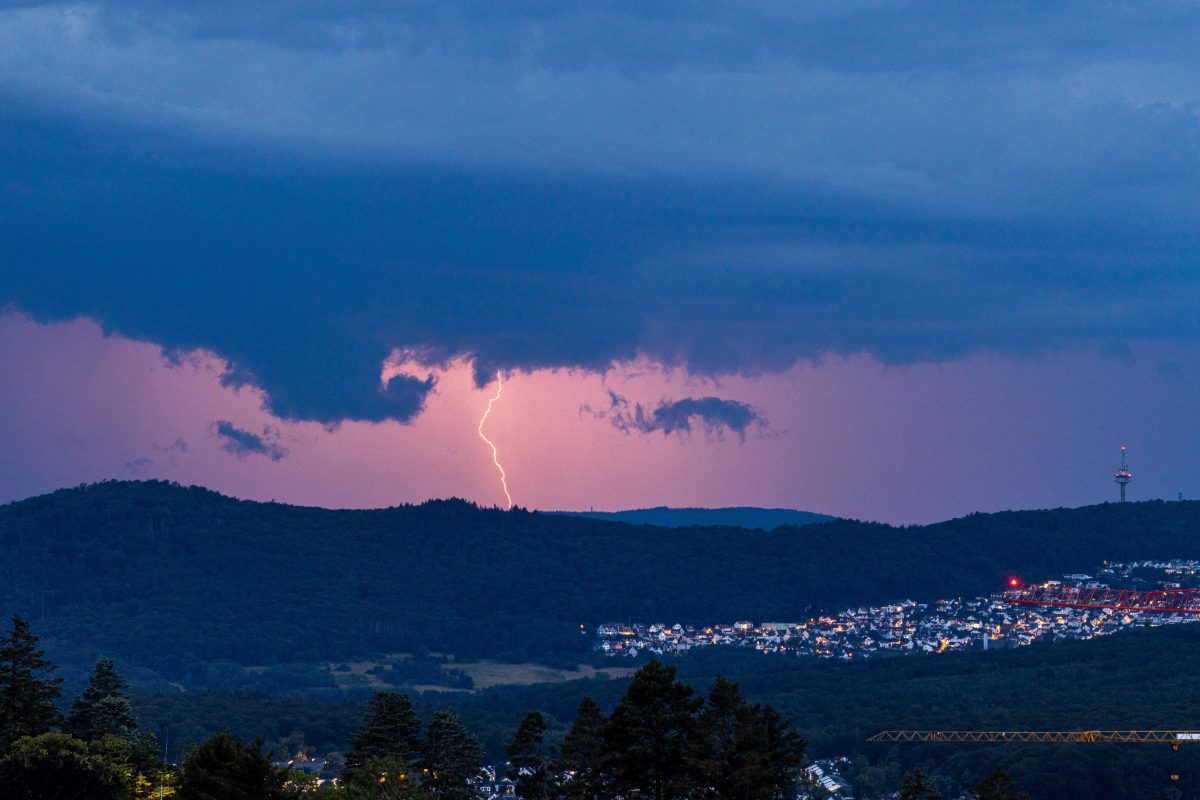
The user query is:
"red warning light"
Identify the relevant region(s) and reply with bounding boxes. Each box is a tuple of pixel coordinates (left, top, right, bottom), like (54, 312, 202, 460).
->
(1009, 578, 1020, 587)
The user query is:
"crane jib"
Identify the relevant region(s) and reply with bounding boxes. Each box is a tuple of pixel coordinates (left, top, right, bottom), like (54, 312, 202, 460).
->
(867, 731, 1200, 750)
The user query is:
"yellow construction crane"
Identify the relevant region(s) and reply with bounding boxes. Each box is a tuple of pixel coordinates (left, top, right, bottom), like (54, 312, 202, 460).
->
(868, 730, 1200, 751)
(867, 576, 1200, 800)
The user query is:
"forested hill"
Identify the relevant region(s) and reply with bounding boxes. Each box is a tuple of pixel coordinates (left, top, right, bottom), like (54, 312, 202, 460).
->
(2, 481, 1199, 685)
(556, 506, 833, 529)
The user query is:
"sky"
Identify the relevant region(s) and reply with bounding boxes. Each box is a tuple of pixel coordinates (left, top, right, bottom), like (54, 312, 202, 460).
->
(2, 2, 1199, 523)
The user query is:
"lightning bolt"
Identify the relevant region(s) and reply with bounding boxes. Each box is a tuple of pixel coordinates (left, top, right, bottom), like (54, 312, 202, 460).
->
(477, 371, 513, 510)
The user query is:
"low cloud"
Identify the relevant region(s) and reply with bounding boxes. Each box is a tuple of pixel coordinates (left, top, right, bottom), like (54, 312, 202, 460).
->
(125, 437, 189, 473)
(123, 456, 153, 473)
(153, 437, 189, 455)
(213, 420, 288, 461)
(586, 391, 767, 442)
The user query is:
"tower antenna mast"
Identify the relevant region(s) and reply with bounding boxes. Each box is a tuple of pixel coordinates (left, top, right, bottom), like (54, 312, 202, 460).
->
(1114, 445, 1132, 502)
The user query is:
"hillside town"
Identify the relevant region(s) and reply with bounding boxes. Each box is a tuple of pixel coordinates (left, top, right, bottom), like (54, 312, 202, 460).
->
(595, 559, 1200, 662)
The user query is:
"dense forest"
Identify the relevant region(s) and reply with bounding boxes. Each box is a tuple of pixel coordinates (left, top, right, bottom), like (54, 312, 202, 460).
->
(134, 622, 1200, 799)
(555, 507, 833, 529)
(0, 613, 809, 800)
(3, 480, 1200, 690)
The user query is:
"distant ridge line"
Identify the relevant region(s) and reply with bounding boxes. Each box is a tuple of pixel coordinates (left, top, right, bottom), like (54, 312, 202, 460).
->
(552, 506, 835, 531)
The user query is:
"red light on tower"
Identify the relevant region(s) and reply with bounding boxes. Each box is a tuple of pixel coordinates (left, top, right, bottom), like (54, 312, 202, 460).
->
(1114, 445, 1132, 502)
(1009, 578, 1020, 588)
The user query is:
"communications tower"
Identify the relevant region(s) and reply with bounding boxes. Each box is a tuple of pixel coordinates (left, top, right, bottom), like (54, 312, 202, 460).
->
(1114, 445, 1132, 502)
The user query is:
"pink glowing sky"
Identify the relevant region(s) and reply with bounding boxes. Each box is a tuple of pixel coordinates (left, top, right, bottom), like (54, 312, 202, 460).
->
(3, 310, 1196, 524)
(6, 4, 1200, 527)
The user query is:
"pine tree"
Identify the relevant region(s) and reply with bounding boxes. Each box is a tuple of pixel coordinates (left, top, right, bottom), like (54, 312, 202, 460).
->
(692, 676, 741, 798)
(693, 677, 805, 800)
(901, 769, 942, 800)
(423, 711, 483, 800)
(604, 659, 703, 800)
(506, 711, 549, 800)
(68, 657, 138, 742)
(0, 615, 63, 751)
(742, 702, 806, 800)
(973, 768, 1029, 800)
(551, 697, 610, 800)
(345, 692, 424, 778)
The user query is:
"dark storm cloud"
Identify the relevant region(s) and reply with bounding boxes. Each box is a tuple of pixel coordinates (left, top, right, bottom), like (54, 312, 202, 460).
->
(2, 3, 1200, 424)
(213, 421, 287, 461)
(589, 392, 767, 441)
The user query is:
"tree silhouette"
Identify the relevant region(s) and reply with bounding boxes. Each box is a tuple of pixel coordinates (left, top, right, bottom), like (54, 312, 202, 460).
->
(901, 769, 941, 800)
(345, 692, 424, 779)
(68, 657, 138, 742)
(551, 697, 611, 800)
(423, 711, 482, 800)
(506, 711, 549, 800)
(604, 660, 703, 800)
(0, 732, 125, 800)
(177, 731, 297, 800)
(973, 768, 1029, 800)
(692, 676, 805, 800)
(0, 615, 63, 750)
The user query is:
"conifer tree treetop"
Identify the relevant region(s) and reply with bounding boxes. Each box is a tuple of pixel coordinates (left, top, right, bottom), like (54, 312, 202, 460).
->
(68, 657, 138, 743)
(0, 615, 64, 750)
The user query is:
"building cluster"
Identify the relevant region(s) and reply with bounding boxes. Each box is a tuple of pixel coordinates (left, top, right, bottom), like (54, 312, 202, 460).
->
(472, 765, 520, 800)
(269, 761, 533, 796)
(799, 758, 854, 799)
(1097, 558, 1200, 586)
(595, 559, 1200, 662)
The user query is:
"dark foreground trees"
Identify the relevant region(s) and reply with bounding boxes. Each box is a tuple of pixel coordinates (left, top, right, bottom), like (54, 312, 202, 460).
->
(0, 733, 129, 799)
(513, 661, 806, 800)
(901, 770, 942, 800)
(692, 675, 805, 800)
(341, 662, 805, 800)
(506, 712, 549, 800)
(344, 692, 424, 780)
(338, 692, 481, 800)
(972, 768, 1030, 800)
(177, 731, 298, 800)
(605, 663, 804, 800)
(0, 616, 168, 799)
(69, 657, 138, 742)
(424, 711, 485, 800)
(552, 697, 610, 800)
(0, 615, 63, 751)
(605, 660, 703, 800)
